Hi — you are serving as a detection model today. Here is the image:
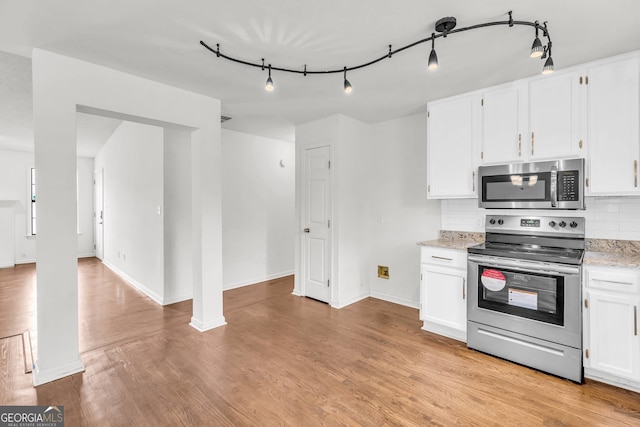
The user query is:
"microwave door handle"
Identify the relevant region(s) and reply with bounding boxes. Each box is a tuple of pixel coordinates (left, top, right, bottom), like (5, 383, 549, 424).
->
(550, 165, 558, 207)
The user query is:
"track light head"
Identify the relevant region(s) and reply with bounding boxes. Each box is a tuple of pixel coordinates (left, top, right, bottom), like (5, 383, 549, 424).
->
(343, 67, 352, 94)
(428, 35, 438, 70)
(530, 37, 543, 58)
(542, 56, 554, 74)
(265, 65, 274, 91)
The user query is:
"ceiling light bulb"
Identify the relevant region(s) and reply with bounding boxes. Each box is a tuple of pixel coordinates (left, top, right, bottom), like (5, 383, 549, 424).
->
(344, 79, 353, 94)
(343, 67, 352, 94)
(265, 76, 274, 91)
(265, 64, 274, 91)
(542, 56, 554, 74)
(428, 34, 438, 70)
(428, 49, 438, 70)
(530, 37, 543, 58)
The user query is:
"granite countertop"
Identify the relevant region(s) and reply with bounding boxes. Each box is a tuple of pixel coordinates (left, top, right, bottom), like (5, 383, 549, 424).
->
(417, 231, 485, 251)
(584, 239, 640, 268)
(417, 231, 640, 269)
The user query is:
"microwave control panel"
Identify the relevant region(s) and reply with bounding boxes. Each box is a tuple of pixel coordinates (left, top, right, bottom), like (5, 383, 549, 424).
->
(557, 171, 579, 201)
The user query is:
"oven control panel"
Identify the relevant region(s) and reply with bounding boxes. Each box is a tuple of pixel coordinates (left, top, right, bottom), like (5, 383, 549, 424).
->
(485, 215, 585, 236)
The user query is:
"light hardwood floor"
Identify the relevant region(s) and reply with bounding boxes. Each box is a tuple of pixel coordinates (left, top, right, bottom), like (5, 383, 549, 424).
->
(1, 258, 639, 426)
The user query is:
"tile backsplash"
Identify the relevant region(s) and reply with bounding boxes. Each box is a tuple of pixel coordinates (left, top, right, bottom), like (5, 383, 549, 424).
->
(441, 197, 640, 241)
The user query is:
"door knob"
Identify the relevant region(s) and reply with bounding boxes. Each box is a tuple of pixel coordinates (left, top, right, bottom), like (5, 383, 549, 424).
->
(304, 228, 310, 233)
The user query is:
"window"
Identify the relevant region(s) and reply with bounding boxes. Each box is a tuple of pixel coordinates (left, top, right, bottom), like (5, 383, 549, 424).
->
(30, 168, 36, 235)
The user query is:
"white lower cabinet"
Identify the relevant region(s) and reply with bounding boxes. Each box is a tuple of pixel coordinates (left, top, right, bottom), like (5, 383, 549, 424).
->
(420, 247, 467, 342)
(583, 266, 640, 392)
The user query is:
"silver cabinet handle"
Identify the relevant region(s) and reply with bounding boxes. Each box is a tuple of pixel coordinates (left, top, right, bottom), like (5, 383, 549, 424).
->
(531, 131, 535, 156)
(431, 256, 453, 261)
(303, 228, 310, 233)
(634, 160, 638, 188)
(635, 306, 638, 336)
(462, 277, 466, 300)
(518, 133, 522, 157)
(472, 170, 476, 192)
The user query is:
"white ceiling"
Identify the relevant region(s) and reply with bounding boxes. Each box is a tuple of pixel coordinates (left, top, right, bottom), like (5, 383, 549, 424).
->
(1, 0, 640, 152)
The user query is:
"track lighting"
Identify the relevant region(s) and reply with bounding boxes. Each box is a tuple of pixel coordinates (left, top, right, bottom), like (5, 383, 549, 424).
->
(428, 33, 438, 70)
(265, 64, 274, 92)
(343, 67, 352, 94)
(542, 41, 554, 74)
(530, 22, 544, 58)
(202, 10, 556, 92)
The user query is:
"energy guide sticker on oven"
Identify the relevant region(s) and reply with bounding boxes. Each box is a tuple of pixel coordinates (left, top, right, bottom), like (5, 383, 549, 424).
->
(481, 269, 506, 291)
(508, 288, 538, 310)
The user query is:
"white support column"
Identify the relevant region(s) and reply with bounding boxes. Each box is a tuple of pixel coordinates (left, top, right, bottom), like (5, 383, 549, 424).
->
(189, 126, 226, 331)
(32, 51, 84, 385)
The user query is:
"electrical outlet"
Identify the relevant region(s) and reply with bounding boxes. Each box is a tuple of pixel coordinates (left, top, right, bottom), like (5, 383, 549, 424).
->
(378, 265, 389, 279)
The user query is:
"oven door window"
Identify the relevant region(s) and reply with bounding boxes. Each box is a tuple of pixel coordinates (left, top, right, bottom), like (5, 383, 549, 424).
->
(482, 172, 551, 203)
(477, 266, 564, 326)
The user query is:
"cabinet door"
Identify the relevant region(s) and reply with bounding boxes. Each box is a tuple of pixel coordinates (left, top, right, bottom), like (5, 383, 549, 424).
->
(481, 85, 524, 164)
(587, 57, 640, 195)
(427, 94, 479, 198)
(528, 70, 583, 160)
(421, 264, 466, 331)
(586, 290, 640, 380)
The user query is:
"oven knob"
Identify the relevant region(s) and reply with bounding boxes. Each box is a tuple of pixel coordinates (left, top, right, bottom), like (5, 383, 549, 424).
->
(570, 221, 578, 228)
(559, 221, 567, 228)
(548, 221, 556, 227)
(489, 219, 496, 225)
(497, 219, 504, 225)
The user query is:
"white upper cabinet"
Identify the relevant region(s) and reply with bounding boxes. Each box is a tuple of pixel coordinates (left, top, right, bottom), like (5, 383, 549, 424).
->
(587, 56, 640, 195)
(480, 85, 525, 164)
(528, 70, 584, 160)
(427, 93, 480, 198)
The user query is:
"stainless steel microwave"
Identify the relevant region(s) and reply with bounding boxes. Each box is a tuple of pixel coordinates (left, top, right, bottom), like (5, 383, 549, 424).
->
(478, 158, 585, 209)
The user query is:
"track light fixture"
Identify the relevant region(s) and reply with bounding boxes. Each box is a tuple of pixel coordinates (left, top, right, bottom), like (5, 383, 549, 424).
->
(343, 67, 352, 94)
(530, 21, 544, 58)
(428, 33, 438, 70)
(265, 62, 274, 92)
(201, 11, 554, 93)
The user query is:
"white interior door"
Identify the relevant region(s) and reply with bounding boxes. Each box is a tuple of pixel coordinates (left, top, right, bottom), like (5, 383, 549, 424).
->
(303, 145, 332, 303)
(94, 168, 104, 260)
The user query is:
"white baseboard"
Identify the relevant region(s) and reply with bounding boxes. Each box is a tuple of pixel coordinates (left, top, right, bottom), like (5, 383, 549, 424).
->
(162, 293, 192, 306)
(0, 262, 15, 268)
(369, 291, 419, 309)
(585, 368, 640, 393)
(102, 261, 163, 305)
(332, 291, 370, 309)
(32, 359, 85, 386)
(223, 270, 294, 291)
(78, 252, 96, 259)
(16, 254, 96, 265)
(189, 316, 227, 332)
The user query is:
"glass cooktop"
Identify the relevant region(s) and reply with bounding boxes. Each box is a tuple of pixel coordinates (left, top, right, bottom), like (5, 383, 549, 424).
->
(467, 242, 584, 265)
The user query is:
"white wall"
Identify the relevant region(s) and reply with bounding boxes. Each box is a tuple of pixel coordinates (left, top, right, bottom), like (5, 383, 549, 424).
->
(0, 149, 94, 264)
(163, 128, 193, 304)
(295, 113, 441, 309)
(0, 149, 35, 262)
(94, 121, 164, 302)
(96, 125, 295, 300)
(365, 113, 441, 307)
(442, 197, 640, 240)
(221, 129, 295, 289)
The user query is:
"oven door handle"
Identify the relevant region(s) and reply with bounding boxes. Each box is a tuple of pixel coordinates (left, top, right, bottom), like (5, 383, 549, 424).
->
(468, 255, 580, 276)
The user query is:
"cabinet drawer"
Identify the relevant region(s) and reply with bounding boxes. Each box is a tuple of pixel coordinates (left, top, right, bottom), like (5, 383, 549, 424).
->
(421, 247, 467, 268)
(586, 267, 640, 295)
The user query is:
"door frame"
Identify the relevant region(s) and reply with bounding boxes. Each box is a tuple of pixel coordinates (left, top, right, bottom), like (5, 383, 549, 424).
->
(296, 141, 334, 304)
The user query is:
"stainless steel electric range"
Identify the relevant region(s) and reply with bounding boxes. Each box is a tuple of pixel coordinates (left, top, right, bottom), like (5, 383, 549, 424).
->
(467, 214, 585, 383)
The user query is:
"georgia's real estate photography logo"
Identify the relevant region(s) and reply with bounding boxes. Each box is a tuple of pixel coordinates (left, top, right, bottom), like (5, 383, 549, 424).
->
(0, 406, 64, 427)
